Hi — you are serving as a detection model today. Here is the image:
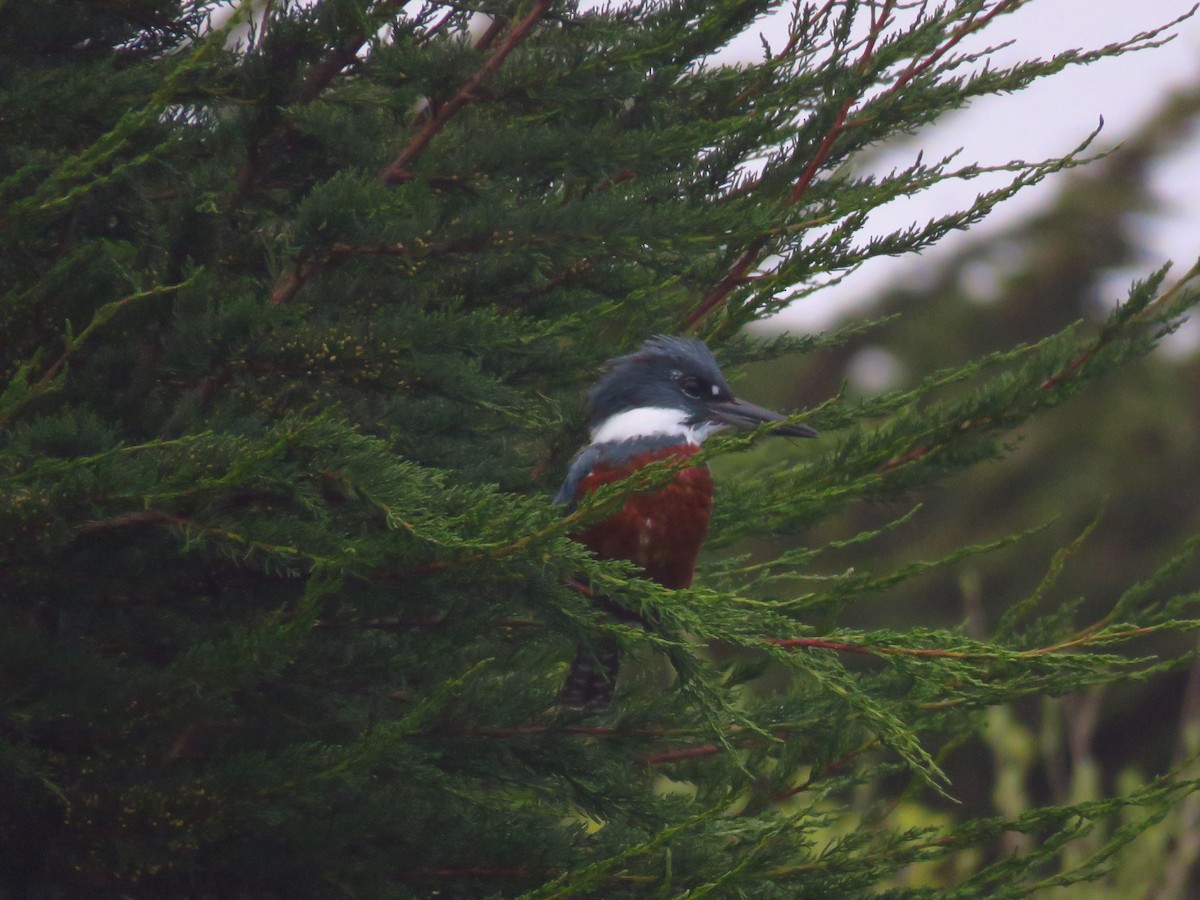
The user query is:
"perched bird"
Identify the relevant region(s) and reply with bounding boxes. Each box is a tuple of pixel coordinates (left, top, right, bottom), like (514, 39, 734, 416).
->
(555, 335, 816, 709)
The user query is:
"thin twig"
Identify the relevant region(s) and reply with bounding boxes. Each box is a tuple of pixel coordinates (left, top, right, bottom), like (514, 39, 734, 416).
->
(766, 622, 1176, 661)
(769, 739, 876, 804)
(379, 0, 552, 186)
(230, 1, 404, 212)
(683, 1, 1029, 330)
(879, 257, 1200, 473)
(76, 510, 189, 534)
(640, 743, 729, 765)
(251, 0, 275, 53)
(269, 3, 551, 306)
(419, 7, 461, 46)
(681, 2, 895, 330)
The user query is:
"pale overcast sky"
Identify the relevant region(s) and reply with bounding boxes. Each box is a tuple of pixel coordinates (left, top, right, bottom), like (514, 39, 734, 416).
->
(727, 2, 1200, 336)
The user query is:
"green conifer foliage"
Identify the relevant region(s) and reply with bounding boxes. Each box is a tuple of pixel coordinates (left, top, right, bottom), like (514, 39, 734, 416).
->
(2, 1, 1199, 895)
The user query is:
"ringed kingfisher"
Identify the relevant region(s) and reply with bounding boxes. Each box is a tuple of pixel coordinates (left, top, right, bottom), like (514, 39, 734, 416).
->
(555, 335, 816, 709)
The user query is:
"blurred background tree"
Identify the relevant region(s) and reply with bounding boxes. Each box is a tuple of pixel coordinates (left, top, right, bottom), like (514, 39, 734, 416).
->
(730, 68, 1200, 893)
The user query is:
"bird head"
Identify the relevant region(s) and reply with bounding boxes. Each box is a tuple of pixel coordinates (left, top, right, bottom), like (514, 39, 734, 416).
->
(586, 335, 817, 445)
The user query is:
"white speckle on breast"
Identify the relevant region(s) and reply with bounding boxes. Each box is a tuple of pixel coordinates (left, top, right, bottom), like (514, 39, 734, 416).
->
(638, 517, 655, 548)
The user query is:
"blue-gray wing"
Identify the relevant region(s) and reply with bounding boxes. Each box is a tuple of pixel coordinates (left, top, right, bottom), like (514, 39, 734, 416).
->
(553, 445, 601, 511)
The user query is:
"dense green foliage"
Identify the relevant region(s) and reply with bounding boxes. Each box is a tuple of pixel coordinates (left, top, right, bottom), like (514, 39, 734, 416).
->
(2, 1, 1199, 895)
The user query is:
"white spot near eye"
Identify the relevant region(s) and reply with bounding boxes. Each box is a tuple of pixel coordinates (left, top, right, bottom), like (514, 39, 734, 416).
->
(711, 384, 719, 396)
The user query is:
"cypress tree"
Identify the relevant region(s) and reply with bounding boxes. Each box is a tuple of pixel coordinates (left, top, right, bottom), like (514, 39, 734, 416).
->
(2, 1, 1199, 895)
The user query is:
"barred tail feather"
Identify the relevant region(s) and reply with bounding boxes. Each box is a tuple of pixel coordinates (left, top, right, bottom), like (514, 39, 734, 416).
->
(559, 636, 620, 710)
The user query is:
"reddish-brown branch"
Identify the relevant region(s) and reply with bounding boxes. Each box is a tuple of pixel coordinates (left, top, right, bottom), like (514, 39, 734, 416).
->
(788, 98, 855, 206)
(269, 4, 550, 305)
(1035, 256, 1200, 397)
(877, 307, 1114, 474)
(300, 0, 406, 104)
(681, 4, 892, 332)
(766, 623, 1168, 662)
(684, 1, 1031, 331)
(231, 2, 405, 213)
(684, 245, 765, 329)
(684, 0, 887, 329)
(1037, 334, 1111, 392)
(252, 0, 276, 53)
(419, 7, 461, 47)
(789, 0, 840, 57)
(877, 444, 932, 473)
(1020, 624, 1165, 656)
(640, 743, 727, 765)
(639, 729, 793, 766)
(468, 15, 508, 54)
(76, 510, 189, 534)
(296, 37, 368, 105)
(269, 260, 310, 306)
(769, 741, 874, 804)
(883, 0, 1019, 102)
(730, 0, 841, 109)
(784, 0, 893, 206)
(380, 1, 552, 186)
(765, 636, 973, 659)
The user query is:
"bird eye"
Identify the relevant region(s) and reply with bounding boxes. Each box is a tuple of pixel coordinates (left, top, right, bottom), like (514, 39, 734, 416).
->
(679, 375, 706, 399)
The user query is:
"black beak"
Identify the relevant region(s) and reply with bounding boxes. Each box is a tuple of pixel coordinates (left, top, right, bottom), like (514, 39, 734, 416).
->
(707, 397, 818, 438)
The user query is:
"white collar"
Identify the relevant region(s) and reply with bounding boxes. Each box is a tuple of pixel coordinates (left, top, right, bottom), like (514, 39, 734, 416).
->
(589, 406, 724, 446)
